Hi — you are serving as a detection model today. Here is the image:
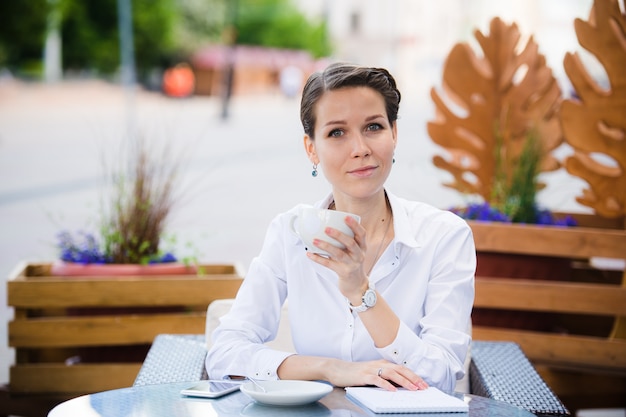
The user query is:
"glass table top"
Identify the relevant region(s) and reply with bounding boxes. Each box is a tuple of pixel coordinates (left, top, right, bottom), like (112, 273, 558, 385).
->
(48, 381, 537, 417)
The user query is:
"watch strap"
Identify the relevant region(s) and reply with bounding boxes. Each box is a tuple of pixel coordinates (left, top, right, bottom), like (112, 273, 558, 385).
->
(349, 282, 376, 313)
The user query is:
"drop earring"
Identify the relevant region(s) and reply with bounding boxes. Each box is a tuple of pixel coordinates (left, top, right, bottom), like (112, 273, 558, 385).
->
(311, 163, 318, 177)
(392, 155, 396, 164)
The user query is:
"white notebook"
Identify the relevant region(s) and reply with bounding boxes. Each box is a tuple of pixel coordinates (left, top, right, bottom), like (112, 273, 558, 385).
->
(345, 386, 469, 414)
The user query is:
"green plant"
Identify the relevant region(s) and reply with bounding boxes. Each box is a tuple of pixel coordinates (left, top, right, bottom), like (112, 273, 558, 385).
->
(56, 135, 198, 265)
(100, 139, 178, 264)
(491, 127, 543, 223)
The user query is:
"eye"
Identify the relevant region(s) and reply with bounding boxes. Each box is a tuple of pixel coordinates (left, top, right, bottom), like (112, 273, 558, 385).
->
(366, 123, 383, 132)
(328, 129, 344, 138)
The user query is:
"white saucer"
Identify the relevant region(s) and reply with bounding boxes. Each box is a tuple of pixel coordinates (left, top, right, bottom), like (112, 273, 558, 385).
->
(240, 380, 333, 406)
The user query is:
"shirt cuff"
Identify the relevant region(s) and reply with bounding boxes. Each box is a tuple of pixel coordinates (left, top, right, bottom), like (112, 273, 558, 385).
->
(376, 321, 424, 365)
(250, 350, 295, 380)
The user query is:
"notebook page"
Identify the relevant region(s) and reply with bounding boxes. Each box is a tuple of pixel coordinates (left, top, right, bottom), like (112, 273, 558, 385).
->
(345, 386, 469, 414)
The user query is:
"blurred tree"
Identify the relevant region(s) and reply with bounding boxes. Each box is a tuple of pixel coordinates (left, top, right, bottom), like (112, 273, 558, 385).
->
(0, 0, 330, 80)
(236, 0, 331, 58)
(0, 0, 175, 81)
(173, 0, 227, 55)
(173, 0, 331, 58)
(61, 0, 177, 79)
(0, 1, 51, 76)
(61, 1, 119, 75)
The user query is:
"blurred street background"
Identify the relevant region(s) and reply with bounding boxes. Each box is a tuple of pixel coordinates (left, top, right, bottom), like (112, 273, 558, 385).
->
(0, 0, 596, 385)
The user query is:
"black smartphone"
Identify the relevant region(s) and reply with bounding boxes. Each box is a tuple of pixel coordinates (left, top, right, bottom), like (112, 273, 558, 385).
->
(180, 380, 243, 398)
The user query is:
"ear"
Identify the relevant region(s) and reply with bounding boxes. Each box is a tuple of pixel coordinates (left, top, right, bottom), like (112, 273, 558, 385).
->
(303, 135, 318, 164)
(392, 121, 398, 149)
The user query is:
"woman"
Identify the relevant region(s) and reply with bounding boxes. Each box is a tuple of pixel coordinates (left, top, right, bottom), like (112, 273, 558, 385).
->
(206, 63, 475, 393)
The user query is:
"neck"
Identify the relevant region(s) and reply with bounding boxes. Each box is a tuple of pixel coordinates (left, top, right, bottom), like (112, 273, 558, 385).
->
(330, 190, 390, 233)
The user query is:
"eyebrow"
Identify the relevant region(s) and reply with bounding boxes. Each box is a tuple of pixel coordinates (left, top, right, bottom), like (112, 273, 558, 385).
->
(365, 114, 386, 122)
(323, 114, 386, 128)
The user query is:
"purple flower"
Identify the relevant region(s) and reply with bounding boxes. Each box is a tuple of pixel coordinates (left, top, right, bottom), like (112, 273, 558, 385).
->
(56, 231, 106, 263)
(147, 252, 178, 264)
(160, 252, 177, 263)
(56, 230, 178, 264)
(449, 203, 577, 227)
(450, 203, 511, 223)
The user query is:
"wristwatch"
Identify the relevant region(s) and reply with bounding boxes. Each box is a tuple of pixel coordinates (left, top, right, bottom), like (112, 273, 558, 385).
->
(349, 282, 377, 313)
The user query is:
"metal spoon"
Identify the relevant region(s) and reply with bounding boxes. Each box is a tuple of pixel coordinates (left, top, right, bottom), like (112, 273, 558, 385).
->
(246, 377, 267, 393)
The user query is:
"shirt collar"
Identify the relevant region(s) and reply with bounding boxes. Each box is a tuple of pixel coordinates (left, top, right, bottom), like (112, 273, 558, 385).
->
(387, 192, 420, 249)
(315, 193, 335, 210)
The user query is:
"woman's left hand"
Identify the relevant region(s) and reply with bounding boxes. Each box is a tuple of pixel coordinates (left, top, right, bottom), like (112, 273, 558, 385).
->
(322, 358, 428, 392)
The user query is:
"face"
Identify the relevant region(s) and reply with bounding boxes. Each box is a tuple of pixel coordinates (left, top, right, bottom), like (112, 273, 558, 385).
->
(304, 86, 397, 202)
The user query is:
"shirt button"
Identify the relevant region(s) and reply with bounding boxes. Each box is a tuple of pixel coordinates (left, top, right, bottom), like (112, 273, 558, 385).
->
(392, 350, 399, 356)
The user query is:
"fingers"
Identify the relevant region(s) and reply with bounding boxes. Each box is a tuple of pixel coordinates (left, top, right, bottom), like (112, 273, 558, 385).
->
(375, 365, 429, 391)
(310, 236, 344, 260)
(321, 216, 365, 258)
(324, 359, 427, 393)
(345, 215, 366, 247)
(308, 226, 362, 262)
(307, 217, 368, 293)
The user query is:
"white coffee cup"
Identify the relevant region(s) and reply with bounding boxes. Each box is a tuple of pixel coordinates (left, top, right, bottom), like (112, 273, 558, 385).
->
(289, 207, 361, 256)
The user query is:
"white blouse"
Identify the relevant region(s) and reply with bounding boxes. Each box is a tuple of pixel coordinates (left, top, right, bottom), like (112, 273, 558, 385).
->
(206, 191, 476, 392)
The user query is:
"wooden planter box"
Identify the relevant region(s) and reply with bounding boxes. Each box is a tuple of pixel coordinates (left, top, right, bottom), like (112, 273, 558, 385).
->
(7, 262, 244, 395)
(469, 214, 626, 409)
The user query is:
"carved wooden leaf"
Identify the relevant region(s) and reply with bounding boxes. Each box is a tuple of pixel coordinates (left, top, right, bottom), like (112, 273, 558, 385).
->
(561, 0, 626, 219)
(427, 17, 563, 202)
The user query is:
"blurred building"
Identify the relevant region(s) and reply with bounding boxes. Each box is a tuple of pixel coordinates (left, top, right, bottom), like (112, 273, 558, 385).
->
(191, 45, 317, 96)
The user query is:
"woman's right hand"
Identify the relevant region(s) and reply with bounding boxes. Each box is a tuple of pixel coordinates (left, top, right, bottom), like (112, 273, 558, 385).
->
(308, 215, 370, 303)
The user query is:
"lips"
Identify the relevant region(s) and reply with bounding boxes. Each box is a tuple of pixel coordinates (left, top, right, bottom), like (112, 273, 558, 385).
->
(348, 165, 378, 177)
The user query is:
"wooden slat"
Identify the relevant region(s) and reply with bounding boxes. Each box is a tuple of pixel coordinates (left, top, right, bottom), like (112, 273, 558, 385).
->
(5, 262, 243, 395)
(473, 326, 626, 371)
(10, 261, 239, 279)
(469, 221, 626, 259)
(0, 385, 69, 417)
(9, 313, 207, 348)
(534, 365, 626, 397)
(555, 213, 625, 230)
(7, 275, 243, 308)
(474, 277, 626, 316)
(10, 363, 140, 393)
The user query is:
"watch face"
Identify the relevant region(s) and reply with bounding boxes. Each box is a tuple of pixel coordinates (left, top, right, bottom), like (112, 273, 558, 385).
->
(364, 289, 377, 307)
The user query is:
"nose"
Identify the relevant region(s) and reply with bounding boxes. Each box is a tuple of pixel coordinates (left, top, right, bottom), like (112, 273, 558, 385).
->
(351, 133, 371, 158)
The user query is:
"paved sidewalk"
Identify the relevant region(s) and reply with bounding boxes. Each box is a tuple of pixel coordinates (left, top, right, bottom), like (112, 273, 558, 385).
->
(0, 79, 588, 384)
